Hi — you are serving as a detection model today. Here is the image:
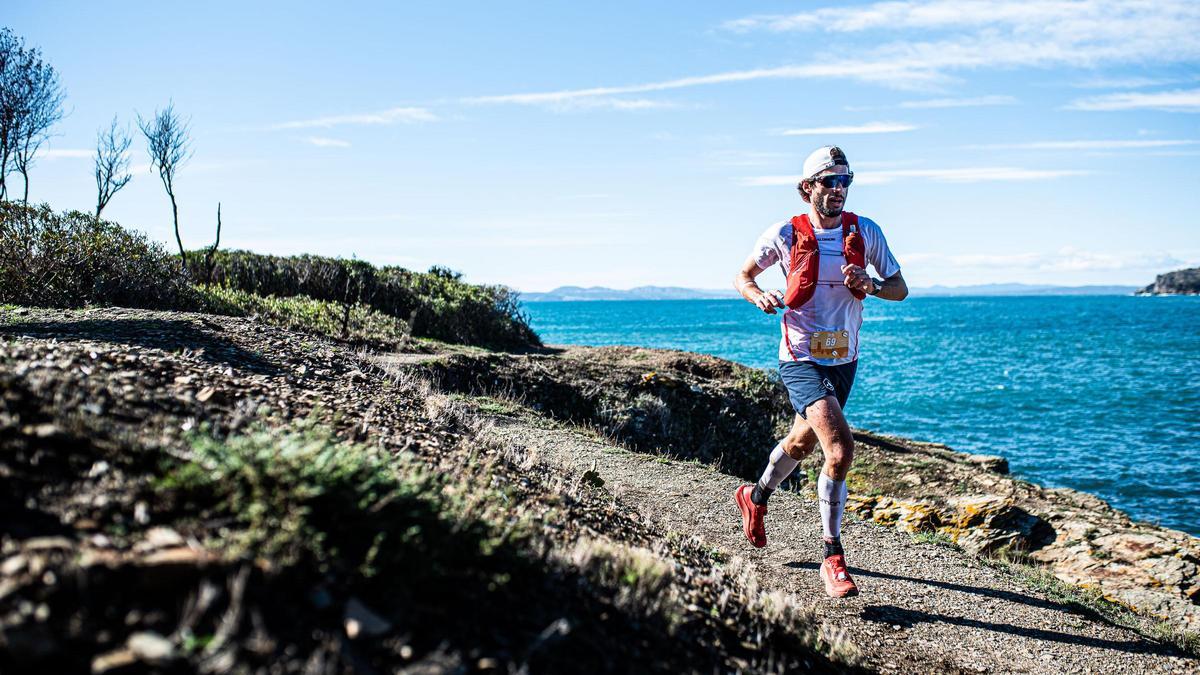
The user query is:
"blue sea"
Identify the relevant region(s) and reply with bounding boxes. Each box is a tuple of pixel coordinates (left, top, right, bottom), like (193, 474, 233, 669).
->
(522, 296, 1200, 537)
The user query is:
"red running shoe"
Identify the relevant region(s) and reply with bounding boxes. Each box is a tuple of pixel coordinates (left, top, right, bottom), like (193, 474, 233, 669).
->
(820, 554, 859, 598)
(734, 485, 767, 548)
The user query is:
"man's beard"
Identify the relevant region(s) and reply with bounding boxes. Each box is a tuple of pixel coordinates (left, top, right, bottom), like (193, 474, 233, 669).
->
(815, 195, 843, 217)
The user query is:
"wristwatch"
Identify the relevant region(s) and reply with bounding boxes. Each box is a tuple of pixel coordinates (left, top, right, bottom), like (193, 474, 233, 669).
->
(867, 278, 882, 296)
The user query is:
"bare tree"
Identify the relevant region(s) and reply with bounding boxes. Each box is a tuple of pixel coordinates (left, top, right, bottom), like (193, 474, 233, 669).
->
(0, 28, 65, 203)
(138, 102, 192, 268)
(0, 28, 25, 201)
(201, 202, 222, 284)
(94, 116, 132, 218)
(11, 49, 65, 203)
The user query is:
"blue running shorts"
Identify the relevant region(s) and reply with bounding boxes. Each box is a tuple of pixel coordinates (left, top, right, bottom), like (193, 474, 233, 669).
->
(778, 359, 858, 418)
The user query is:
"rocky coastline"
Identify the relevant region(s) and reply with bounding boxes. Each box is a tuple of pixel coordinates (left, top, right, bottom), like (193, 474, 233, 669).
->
(1137, 267, 1200, 296)
(841, 432, 1200, 632)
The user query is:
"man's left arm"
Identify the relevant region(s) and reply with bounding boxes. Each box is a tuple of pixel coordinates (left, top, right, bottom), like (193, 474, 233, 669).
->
(841, 265, 908, 301)
(875, 271, 908, 301)
(842, 217, 908, 301)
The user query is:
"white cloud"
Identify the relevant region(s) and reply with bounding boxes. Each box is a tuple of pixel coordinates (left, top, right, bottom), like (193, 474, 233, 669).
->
(904, 248, 1186, 272)
(463, 62, 949, 108)
(854, 167, 1092, 184)
(542, 97, 685, 112)
(780, 122, 917, 135)
(462, 2, 1198, 111)
(965, 139, 1200, 150)
(1144, 150, 1200, 157)
(38, 148, 92, 160)
(304, 136, 351, 148)
(434, 0, 1200, 120)
(740, 166, 1090, 186)
(594, 98, 680, 110)
(1070, 76, 1190, 90)
(899, 95, 1017, 108)
(722, 1, 1200, 76)
(272, 106, 437, 130)
(722, 1, 1198, 40)
(1065, 88, 1200, 112)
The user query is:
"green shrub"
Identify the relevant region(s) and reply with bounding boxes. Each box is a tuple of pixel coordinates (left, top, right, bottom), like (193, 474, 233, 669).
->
(0, 202, 194, 309)
(160, 420, 521, 582)
(198, 249, 539, 350)
(194, 285, 410, 349)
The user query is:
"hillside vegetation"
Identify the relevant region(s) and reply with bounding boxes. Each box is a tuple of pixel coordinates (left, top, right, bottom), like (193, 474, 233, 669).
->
(195, 249, 539, 350)
(0, 203, 194, 310)
(0, 202, 539, 351)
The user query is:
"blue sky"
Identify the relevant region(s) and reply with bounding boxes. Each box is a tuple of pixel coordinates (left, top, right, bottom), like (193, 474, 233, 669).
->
(7, 1, 1200, 291)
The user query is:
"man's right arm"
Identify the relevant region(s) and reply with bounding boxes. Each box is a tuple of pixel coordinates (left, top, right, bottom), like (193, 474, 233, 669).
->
(734, 256, 786, 315)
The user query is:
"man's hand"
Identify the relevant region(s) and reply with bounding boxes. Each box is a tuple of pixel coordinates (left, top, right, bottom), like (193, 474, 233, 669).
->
(753, 288, 787, 314)
(736, 256, 788, 313)
(841, 264, 874, 295)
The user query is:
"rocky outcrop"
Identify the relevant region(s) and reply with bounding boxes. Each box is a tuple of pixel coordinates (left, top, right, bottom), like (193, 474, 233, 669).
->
(403, 344, 793, 481)
(841, 432, 1200, 632)
(1137, 267, 1200, 295)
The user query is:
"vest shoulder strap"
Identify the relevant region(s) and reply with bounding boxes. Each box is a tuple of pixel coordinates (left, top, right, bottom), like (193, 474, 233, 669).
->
(841, 211, 859, 236)
(791, 214, 815, 242)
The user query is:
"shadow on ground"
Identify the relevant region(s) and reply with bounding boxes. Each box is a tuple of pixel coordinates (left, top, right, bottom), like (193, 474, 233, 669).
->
(786, 561, 1181, 658)
(0, 318, 279, 374)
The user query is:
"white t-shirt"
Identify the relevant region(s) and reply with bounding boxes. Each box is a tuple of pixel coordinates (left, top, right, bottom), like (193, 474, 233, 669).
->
(750, 215, 900, 365)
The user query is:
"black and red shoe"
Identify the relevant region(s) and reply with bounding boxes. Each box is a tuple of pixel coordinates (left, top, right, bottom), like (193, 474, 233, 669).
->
(734, 485, 767, 548)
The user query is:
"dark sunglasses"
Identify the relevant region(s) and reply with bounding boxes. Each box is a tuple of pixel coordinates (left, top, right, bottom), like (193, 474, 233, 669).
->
(809, 173, 854, 189)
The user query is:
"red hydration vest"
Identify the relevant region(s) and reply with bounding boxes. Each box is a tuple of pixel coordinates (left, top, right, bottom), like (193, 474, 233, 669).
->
(783, 212, 867, 309)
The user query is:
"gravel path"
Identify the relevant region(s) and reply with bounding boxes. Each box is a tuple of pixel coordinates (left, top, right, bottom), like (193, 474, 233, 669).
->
(491, 419, 1199, 674)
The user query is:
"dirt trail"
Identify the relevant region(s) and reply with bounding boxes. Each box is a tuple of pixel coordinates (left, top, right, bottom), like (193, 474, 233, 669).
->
(489, 418, 1198, 674)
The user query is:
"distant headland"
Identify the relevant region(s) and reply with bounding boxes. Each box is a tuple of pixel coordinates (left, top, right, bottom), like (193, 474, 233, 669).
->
(1136, 267, 1200, 296)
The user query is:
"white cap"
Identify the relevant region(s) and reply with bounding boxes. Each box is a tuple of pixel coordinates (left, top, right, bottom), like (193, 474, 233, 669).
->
(802, 145, 849, 179)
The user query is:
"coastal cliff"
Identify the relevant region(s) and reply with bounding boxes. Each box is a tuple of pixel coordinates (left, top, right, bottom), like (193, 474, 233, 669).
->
(1137, 267, 1200, 296)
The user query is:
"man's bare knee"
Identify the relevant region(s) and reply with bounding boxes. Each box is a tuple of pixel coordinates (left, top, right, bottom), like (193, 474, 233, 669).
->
(805, 397, 856, 478)
(824, 428, 854, 472)
(782, 414, 817, 459)
(782, 435, 816, 460)
(824, 441, 854, 476)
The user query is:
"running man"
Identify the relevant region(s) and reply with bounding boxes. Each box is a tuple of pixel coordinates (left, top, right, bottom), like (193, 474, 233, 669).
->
(732, 146, 907, 598)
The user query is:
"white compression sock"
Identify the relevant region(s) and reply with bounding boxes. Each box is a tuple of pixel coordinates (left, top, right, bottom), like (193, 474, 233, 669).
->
(757, 443, 799, 492)
(817, 472, 847, 540)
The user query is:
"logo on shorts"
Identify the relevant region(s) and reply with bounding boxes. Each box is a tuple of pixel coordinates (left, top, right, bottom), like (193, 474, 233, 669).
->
(822, 378, 835, 392)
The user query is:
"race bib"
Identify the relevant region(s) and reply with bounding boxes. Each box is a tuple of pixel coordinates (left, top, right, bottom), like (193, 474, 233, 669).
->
(809, 330, 850, 359)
